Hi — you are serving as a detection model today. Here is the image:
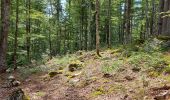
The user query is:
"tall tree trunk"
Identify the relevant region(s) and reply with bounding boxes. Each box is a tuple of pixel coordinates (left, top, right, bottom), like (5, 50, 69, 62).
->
(48, 0, 53, 59)
(124, 0, 132, 44)
(14, 0, 19, 69)
(0, 0, 10, 73)
(26, 0, 31, 63)
(95, 0, 101, 56)
(145, 0, 149, 38)
(108, 0, 111, 48)
(87, 0, 92, 50)
(150, 0, 155, 35)
(158, 0, 164, 35)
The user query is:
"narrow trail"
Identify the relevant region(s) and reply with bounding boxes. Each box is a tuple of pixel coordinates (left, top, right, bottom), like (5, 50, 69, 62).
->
(0, 50, 170, 100)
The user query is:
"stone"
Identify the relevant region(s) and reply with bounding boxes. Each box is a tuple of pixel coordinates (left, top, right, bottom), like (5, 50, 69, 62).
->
(132, 67, 141, 72)
(6, 88, 29, 100)
(8, 75, 15, 82)
(12, 81, 21, 87)
(154, 90, 170, 100)
(68, 60, 83, 72)
(48, 70, 63, 78)
(125, 75, 135, 81)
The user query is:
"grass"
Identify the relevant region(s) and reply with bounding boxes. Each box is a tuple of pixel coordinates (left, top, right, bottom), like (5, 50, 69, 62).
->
(18, 66, 46, 79)
(101, 60, 124, 74)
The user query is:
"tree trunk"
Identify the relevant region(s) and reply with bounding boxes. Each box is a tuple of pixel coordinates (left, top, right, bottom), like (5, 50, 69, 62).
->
(108, 0, 111, 48)
(150, 0, 155, 35)
(158, 0, 164, 35)
(158, 0, 170, 36)
(26, 0, 31, 63)
(14, 0, 19, 70)
(124, 0, 132, 44)
(95, 0, 101, 56)
(0, 0, 10, 73)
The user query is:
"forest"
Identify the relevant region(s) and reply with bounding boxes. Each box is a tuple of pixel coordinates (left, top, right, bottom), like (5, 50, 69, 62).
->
(0, 0, 170, 100)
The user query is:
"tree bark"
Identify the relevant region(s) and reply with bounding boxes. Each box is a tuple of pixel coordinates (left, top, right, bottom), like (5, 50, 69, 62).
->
(0, 0, 10, 73)
(95, 0, 101, 56)
(26, 0, 31, 63)
(14, 0, 19, 70)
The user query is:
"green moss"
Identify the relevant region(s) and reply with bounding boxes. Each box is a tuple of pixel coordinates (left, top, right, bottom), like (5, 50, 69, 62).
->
(111, 48, 123, 54)
(23, 94, 30, 100)
(48, 70, 63, 77)
(157, 35, 170, 41)
(163, 54, 170, 64)
(36, 92, 46, 97)
(68, 60, 84, 72)
(148, 71, 160, 77)
(91, 86, 105, 97)
(163, 64, 170, 74)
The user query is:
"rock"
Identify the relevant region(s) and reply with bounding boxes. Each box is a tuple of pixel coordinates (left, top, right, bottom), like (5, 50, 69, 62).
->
(157, 35, 170, 41)
(69, 78, 80, 86)
(73, 71, 82, 77)
(6, 88, 29, 100)
(111, 49, 123, 54)
(154, 90, 170, 100)
(76, 51, 83, 56)
(68, 60, 83, 72)
(132, 67, 141, 72)
(143, 79, 149, 87)
(12, 81, 21, 87)
(103, 73, 113, 78)
(125, 76, 135, 81)
(8, 75, 15, 82)
(48, 70, 63, 78)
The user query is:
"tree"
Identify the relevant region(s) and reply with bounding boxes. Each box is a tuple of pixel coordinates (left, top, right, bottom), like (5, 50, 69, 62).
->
(123, 0, 132, 44)
(95, 0, 101, 56)
(26, 0, 31, 63)
(13, 0, 19, 70)
(0, 0, 10, 72)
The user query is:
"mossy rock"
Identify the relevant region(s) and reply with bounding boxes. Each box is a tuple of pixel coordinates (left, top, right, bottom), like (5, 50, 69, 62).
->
(132, 67, 141, 72)
(148, 71, 159, 78)
(163, 54, 170, 64)
(111, 48, 123, 54)
(157, 35, 170, 41)
(91, 86, 105, 97)
(7, 88, 30, 100)
(76, 51, 83, 56)
(48, 70, 63, 77)
(68, 60, 84, 72)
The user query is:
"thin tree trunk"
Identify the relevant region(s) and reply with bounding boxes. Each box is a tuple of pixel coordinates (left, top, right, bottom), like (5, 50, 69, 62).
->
(158, 0, 164, 35)
(87, 0, 92, 50)
(150, 0, 155, 35)
(14, 0, 19, 70)
(96, 0, 101, 56)
(26, 0, 31, 63)
(108, 0, 111, 48)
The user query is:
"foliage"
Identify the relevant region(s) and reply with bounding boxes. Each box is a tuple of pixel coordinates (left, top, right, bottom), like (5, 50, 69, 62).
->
(128, 52, 166, 72)
(18, 66, 47, 79)
(101, 60, 124, 74)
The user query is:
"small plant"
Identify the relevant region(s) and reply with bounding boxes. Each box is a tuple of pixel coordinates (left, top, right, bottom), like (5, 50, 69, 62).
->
(101, 60, 123, 74)
(91, 86, 105, 97)
(18, 66, 46, 79)
(128, 52, 165, 69)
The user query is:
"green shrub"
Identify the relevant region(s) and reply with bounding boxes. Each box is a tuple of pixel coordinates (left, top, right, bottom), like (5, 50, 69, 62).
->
(18, 66, 46, 79)
(102, 60, 123, 74)
(128, 52, 166, 72)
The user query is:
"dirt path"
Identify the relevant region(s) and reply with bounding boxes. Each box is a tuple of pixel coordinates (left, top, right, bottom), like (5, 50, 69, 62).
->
(1, 50, 170, 100)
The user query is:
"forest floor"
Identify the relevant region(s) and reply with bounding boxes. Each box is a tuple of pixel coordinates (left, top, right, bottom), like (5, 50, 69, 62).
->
(1, 39, 170, 100)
